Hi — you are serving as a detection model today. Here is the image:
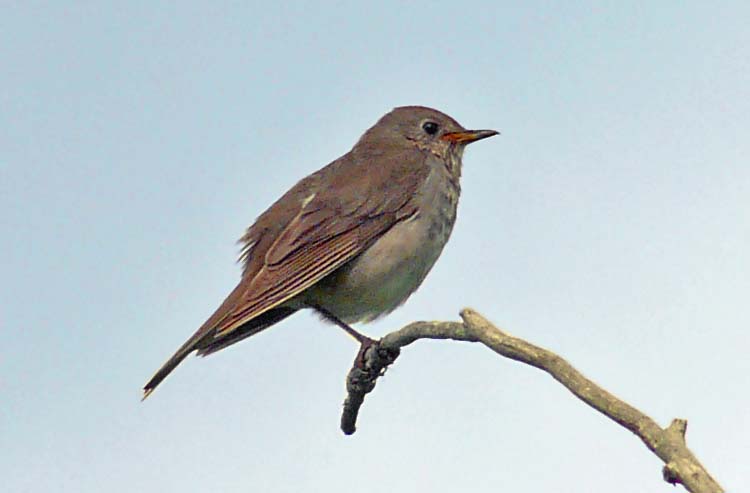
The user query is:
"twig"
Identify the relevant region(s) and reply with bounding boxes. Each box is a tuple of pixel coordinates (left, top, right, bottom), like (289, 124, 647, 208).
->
(340, 308, 722, 493)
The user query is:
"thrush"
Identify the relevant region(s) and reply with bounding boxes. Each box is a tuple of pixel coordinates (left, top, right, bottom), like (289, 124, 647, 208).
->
(143, 106, 498, 398)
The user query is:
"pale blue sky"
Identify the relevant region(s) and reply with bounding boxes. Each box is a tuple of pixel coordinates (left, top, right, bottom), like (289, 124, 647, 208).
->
(2, 2, 748, 492)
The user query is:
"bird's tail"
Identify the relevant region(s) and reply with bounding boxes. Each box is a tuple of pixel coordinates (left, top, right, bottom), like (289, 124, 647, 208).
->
(142, 331, 204, 401)
(142, 306, 297, 400)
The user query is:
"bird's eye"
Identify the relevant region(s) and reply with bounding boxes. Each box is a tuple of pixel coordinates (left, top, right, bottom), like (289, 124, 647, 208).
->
(422, 121, 439, 135)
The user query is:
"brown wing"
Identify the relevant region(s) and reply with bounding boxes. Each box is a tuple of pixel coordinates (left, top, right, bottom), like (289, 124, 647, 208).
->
(143, 146, 429, 398)
(213, 147, 431, 336)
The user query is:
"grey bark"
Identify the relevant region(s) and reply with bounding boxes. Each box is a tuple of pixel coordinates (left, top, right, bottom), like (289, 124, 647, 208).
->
(340, 308, 722, 493)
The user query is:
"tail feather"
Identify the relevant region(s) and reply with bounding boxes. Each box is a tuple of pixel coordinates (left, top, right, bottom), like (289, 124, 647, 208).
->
(196, 307, 296, 356)
(142, 331, 207, 401)
(142, 307, 297, 399)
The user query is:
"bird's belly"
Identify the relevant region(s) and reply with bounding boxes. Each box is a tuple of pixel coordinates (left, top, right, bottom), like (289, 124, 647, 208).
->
(305, 204, 456, 323)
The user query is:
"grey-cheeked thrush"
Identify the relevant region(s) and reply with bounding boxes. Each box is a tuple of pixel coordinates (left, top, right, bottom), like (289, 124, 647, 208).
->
(143, 106, 498, 398)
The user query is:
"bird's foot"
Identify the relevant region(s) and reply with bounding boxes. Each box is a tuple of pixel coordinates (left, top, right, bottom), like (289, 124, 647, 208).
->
(355, 337, 400, 372)
(354, 336, 377, 368)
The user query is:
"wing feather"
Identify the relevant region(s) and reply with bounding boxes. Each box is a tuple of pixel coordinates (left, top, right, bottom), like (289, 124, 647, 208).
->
(212, 147, 432, 337)
(143, 135, 434, 397)
(214, 215, 392, 335)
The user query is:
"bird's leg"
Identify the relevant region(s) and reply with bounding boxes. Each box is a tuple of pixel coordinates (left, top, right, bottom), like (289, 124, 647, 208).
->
(314, 306, 374, 344)
(313, 306, 376, 367)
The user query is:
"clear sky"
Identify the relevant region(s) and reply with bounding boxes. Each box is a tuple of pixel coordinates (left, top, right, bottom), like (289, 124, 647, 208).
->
(2, 2, 748, 492)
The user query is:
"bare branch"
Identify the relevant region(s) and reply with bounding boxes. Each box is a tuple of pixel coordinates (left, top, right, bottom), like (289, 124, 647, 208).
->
(340, 308, 723, 493)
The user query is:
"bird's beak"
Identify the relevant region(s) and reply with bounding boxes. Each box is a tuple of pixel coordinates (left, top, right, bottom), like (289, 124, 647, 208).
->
(440, 129, 499, 144)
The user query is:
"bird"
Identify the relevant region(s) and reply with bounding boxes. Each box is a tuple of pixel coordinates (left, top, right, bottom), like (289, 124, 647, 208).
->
(143, 106, 498, 399)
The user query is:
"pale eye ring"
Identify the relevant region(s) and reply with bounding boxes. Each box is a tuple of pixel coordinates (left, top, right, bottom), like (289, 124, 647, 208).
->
(422, 121, 439, 135)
